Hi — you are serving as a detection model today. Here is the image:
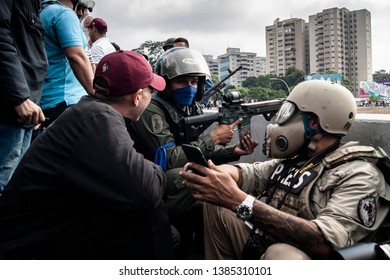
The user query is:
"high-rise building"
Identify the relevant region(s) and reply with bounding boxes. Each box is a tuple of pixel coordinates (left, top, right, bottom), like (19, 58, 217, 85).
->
(309, 7, 372, 96)
(265, 7, 372, 96)
(203, 54, 219, 77)
(217, 48, 265, 87)
(255, 56, 267, 76)
(265, 18, 306, 76)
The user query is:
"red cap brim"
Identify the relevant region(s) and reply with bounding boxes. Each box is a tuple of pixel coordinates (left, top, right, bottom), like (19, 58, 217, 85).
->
(150, 74, 166, 92)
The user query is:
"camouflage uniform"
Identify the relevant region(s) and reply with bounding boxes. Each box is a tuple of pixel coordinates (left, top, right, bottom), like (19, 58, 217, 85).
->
(128, 95, 238, 214)
(204, 142, 390, 259)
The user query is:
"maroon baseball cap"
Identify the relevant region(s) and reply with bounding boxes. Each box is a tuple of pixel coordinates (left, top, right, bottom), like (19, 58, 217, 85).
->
(86, 18, 108, 32)
(94, 50, 166, 96)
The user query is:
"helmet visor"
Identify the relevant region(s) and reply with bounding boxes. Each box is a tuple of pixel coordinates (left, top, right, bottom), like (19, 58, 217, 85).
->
(274, 101, 297, 125)
(159, 48, 210, 79)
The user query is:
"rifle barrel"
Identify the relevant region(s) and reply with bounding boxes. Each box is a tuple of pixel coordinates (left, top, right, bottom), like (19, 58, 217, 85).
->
(200, 65, 243, 103)
(241, 99, 285, 110)
(183, 112, 221, 126)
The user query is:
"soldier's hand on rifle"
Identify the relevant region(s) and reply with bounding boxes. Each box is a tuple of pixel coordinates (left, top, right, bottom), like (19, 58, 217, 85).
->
(233, 135, 259, 156)
(210, 118, 242, 145)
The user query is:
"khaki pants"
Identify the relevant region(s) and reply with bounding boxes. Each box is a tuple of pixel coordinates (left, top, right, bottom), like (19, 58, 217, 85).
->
(203, 203, 310, 260)
(203, 203, 251, 259)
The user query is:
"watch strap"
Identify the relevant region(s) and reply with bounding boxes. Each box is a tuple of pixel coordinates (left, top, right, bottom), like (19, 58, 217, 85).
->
(242, 194, 255, 207)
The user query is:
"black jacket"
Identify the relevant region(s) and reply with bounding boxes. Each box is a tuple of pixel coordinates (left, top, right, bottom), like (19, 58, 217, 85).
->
(0, 96, 173, 259)
(0, 0, 47, 126)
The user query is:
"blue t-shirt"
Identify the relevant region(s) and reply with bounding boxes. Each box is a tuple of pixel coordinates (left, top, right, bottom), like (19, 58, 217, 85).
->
(40, 1, 87, 110)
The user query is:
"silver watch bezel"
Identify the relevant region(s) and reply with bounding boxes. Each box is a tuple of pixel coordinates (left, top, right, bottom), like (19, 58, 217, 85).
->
(236, 195, 255, 220)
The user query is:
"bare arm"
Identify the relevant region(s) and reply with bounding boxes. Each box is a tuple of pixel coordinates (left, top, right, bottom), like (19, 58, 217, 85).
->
(180, 160, 332, 259)
(250, 200, 332, 259)
(214, 163, 242, 185)
(65, 46, 94, 94)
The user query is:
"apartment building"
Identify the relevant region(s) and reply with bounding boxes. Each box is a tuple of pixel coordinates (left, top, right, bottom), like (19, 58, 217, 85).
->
(217, 48, 266, 87)
(266, 7, 372, 96)
(266, 18, 306, 76)
(309, 7, 372, 96)
(255, 56, 267, 76)
(203, 54, 219, 77)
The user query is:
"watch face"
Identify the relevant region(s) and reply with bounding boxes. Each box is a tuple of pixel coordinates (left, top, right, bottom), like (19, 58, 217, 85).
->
(237, 205, 252, 220)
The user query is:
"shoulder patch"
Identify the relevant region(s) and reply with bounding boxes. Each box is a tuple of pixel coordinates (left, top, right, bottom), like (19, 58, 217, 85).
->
(358, 196, 376, 227)
(150, 114, 164, 134)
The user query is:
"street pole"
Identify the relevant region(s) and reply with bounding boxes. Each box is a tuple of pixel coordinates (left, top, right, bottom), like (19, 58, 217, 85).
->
(270, 78, 290, 95)
(293, 73, 313, 87)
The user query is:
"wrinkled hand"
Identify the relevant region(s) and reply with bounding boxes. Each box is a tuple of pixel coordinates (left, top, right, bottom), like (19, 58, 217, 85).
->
(233, 134, 259, 156)
(179, 160, 247, 210)
(14, 99, 45, 129)
(210, 118, 242, 145)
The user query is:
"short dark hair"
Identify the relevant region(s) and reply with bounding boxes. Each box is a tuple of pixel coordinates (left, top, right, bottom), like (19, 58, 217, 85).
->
(173, 37, 189, 48)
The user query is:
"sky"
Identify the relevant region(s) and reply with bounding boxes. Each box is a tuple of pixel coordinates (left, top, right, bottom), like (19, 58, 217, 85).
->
(91, 0, 390, 72)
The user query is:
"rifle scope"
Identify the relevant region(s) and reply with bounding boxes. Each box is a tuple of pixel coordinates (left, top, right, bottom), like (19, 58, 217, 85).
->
(222, 91, 244, 106)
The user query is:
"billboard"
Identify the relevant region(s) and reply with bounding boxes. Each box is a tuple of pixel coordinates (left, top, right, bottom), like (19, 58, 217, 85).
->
(305, 73, 343, 84)
(360, 81, 390, 98)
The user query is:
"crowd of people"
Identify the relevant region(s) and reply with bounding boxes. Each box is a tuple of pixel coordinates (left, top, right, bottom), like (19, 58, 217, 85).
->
(0, 0, 389, 260)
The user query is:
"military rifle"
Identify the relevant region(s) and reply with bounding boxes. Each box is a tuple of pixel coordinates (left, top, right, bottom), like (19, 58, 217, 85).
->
(200, 65, 243, 104)
(181, 91, 285, 143)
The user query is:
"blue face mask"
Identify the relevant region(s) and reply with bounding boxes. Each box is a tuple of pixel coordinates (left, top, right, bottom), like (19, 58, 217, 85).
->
(171, 85, 197, 106)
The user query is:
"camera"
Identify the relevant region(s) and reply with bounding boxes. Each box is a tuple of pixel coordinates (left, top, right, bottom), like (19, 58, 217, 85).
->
(242, 231, 274, 260)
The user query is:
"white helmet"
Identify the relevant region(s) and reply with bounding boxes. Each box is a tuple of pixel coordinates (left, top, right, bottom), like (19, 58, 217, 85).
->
(263, 80, 356, 159)
(287, 80, 356, 136)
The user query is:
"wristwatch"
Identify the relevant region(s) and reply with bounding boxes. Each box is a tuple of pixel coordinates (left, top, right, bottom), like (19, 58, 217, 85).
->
(236, 195, 255, 221)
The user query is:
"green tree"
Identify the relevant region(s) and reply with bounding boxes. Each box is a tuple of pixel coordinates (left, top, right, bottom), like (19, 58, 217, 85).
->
(247, 87, 267, 101)
(242, 74, 280, 88)
(225, 85, 236, 93)
(242, 77, 258, 88)
(284, 66, 305, 87)
(257, 75, 276, 88)
(373, 70, 390, 81)
(369, 96, 381, 103)
(133, 40, 164, 69)
(210, 73, 219, 85)
(226, 86, 249, 101)
(231, 86, 286, 101)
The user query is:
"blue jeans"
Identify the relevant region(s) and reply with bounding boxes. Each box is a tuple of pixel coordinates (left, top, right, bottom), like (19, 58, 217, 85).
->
(0, 124, 33, 191)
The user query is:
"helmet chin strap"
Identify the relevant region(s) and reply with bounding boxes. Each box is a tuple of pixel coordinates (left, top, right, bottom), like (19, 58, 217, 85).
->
(302, 112, 322, 152)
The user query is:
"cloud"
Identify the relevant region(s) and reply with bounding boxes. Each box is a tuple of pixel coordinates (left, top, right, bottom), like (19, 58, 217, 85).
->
(93, 0, 390, 71)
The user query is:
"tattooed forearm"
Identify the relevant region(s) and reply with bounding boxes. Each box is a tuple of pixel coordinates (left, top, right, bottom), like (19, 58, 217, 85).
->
(250, 200, 332, 258)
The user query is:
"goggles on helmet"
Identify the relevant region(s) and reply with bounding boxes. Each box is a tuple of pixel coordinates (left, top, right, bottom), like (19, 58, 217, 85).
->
(274, 101, 297, 125)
